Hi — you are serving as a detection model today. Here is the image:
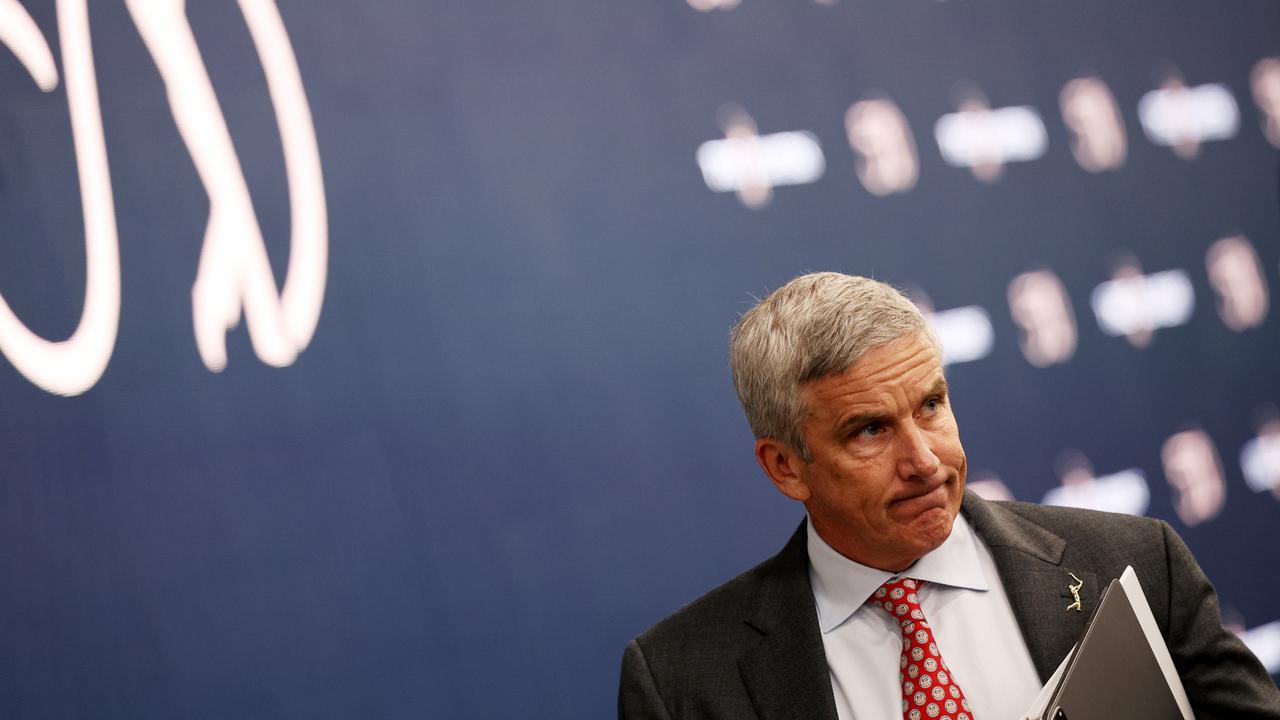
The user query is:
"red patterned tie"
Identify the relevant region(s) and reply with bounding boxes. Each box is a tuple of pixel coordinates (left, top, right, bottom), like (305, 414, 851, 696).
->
(871, 578, 975, 720)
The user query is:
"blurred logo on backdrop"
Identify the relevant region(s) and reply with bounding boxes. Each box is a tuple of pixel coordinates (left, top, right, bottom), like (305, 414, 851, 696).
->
(0, 0, 327, 396)
(1060, 77, 1126, 172)
(845, 96, 919, 196)
(1139, 73, 1239, 160)
(935, 92, 1048, 183)
(1042, 450, 1150, 516)
(695, 104, 824, 209)
(1161, 428, 1227, 527)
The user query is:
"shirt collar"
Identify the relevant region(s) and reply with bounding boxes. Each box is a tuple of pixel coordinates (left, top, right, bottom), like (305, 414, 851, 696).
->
(807, 513, 990, 634)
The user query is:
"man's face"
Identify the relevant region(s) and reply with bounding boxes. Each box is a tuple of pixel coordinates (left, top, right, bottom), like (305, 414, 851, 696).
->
(782, 332, 966, 571)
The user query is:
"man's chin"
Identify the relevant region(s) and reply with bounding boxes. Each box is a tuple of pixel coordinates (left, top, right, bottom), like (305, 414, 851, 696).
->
(902, 505, 957, 552)
(877, 511, 955, 572)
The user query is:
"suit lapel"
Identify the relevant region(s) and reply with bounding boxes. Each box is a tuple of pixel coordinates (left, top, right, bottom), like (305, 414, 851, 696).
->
(962, 493, 1102, 682)
(986, 547, 1098, 682)
(737, 521, 839, 720)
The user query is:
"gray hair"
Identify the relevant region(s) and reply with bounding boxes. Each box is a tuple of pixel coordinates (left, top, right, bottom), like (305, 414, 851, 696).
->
(729, 272, 939, 461)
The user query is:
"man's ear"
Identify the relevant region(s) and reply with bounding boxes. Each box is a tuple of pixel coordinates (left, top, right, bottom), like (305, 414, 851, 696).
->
(755, 438, 811, 502)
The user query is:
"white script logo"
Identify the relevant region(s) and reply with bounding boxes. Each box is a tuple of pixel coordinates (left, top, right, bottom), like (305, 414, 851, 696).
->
(0, 0, 327, 396)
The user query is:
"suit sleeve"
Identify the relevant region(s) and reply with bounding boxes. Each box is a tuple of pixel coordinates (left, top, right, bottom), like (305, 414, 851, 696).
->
(1160, 520, 1280, 718)
(619, 638, 675, 720)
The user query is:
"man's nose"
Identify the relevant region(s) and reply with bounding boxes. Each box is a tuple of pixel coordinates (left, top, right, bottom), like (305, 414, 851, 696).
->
(897, 423, 941, 480)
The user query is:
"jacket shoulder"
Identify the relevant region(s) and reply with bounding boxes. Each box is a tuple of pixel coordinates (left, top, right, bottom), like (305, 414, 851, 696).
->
(985, 497, 1167, 546)
(633, 550, 776, 655)
(629, 521, 811, 673)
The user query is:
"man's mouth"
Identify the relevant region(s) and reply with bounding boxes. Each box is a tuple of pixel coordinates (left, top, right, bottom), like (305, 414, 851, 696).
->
(889, 481, 951, 513)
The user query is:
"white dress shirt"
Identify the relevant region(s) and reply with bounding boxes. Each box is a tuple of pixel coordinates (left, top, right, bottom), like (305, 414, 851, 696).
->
(808, 515, 1044, 720)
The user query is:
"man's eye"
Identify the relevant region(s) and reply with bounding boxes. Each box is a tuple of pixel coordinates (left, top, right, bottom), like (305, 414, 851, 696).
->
(923, 396, 942, 412)
(858, 423, 884, 437)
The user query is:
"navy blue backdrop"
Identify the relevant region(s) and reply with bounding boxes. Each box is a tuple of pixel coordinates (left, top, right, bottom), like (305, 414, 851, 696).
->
(2, 0, 1279, 717)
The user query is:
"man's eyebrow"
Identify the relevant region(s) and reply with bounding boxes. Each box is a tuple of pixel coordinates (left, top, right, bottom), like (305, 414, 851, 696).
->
(926, 378, 949, 398)
(835, 411, 887, 435)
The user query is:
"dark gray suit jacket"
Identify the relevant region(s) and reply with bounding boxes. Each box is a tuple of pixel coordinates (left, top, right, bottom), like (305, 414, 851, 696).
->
(620, 492, 1280, 719)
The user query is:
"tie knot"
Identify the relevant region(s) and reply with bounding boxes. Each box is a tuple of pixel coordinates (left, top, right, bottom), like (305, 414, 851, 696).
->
(869, 577, 926, 622)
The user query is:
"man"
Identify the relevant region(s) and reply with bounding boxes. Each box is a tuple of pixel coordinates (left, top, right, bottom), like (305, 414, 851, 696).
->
(619, 272, 1280, 719)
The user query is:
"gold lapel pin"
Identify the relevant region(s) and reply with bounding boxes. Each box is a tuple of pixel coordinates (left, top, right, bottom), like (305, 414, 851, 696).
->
(1066, 572, 1083, 612)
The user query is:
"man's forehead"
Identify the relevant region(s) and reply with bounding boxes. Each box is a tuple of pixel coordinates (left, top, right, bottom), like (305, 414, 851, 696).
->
(805, 369, 946, 406)
(802, 347, 946, 413)
(843, 334, 942, 383)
